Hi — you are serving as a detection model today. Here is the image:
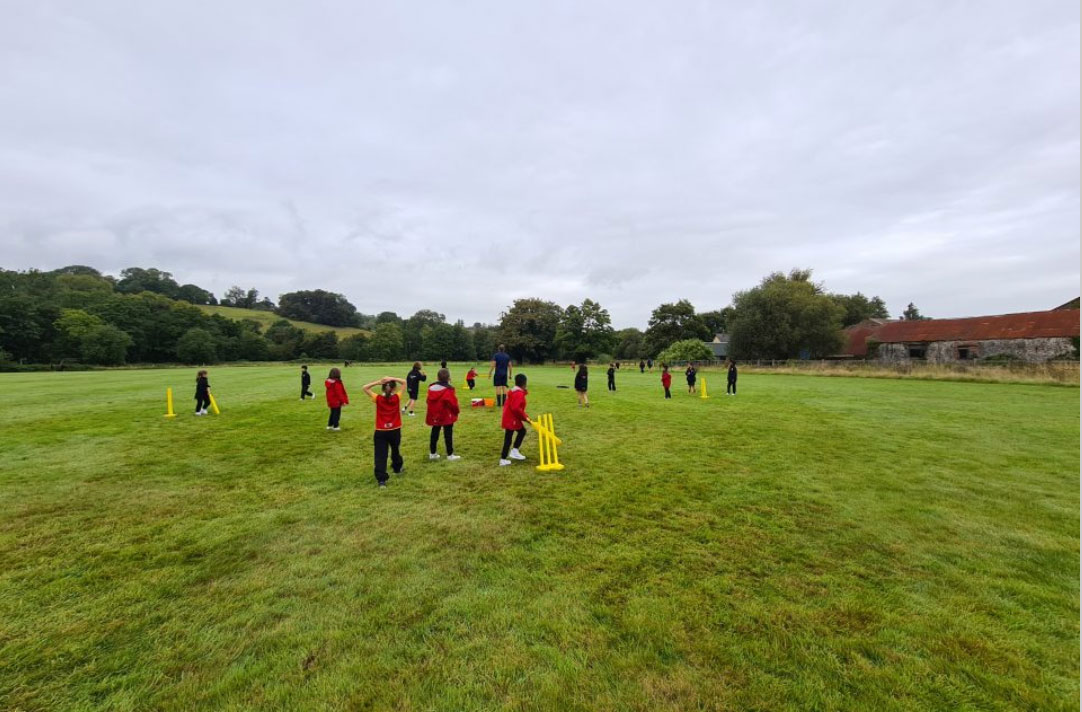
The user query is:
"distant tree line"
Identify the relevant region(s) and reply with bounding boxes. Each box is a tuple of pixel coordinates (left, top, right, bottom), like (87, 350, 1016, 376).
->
(1, 263, 905, 366)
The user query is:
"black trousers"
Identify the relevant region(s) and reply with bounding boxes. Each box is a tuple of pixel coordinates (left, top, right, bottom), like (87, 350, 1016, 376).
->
(501, 428, 526, 459)
(373, 429, 403, 483)
(327, 407, 342, 427)
(727, 379, 737, 394)
(467, 379, 475, 389)
(664, 387, 671, 399)
(430, 424, 454, 455)
(301, 385, 313, 399)
(607, 378, 616, 391)
(195, 395, 210, 412)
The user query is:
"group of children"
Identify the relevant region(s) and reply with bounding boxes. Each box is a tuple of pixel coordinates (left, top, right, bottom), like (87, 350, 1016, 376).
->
(193, 356, 738, 488)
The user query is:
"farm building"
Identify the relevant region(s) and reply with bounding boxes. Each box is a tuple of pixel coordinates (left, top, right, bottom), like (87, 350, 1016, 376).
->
(843, 308, 1080, 363)
(705, 333, 729, 358)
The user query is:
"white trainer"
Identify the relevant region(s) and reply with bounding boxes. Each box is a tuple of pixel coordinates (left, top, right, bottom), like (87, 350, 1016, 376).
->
(446, 454, 461, 461)
(429, 453, 440, 460)
(498, 459, 512, 467)
(331, 427, 341, 431)
(509, 449, 526, 461)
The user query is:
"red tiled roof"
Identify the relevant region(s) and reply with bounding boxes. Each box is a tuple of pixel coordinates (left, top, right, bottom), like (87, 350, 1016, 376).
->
(843, 319, 891, 357)
(863, 309, 1080, 346)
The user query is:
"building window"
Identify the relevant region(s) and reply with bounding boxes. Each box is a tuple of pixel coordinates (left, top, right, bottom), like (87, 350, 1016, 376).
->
(907, 343, 927, 360)
(957, 345, 978, 360)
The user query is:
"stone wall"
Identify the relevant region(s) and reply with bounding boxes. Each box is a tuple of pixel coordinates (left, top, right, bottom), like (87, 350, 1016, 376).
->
(876, 337, 1076, 364)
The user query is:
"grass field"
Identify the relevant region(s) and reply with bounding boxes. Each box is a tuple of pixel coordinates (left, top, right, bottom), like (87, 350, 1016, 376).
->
(0, 364, 1078, 711)
(197, 305, 367, 337)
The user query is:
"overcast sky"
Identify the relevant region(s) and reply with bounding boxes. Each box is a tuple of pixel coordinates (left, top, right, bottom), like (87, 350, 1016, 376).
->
(1, 1, 1078, 328)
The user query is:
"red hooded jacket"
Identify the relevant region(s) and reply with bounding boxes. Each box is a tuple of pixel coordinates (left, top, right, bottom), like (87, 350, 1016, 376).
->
(425, 382, 460, 427)
(661, 371, 672, 388)
(325, 378, 349, 408)
(500, 386, 529, 430)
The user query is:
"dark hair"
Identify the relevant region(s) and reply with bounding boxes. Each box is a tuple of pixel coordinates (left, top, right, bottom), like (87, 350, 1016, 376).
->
(412, 361, 422, 371)
(514, 373, 527, 387)
(381, 380, 397, 400)
(328, 367, 341, 380)
(301, 365, 307, 370)
(437, 368, 451, 383)
(196, 369, 207, 381)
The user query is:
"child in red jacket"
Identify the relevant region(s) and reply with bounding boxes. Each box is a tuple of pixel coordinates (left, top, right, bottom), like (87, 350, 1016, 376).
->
(325, 367, 349, 430)
(362, 376, 407, 487)
(466, 367, 477, 390)
(426, 368, 461, 461)
(499, 373, 531, 466)
(661, 365, 672, 399)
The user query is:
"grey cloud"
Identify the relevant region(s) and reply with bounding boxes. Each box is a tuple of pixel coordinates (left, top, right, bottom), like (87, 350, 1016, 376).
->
(0, 1, 1077, 327)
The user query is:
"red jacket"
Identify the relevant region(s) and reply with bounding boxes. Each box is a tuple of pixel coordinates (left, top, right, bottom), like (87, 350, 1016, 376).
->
(501, 386, 529, 430)
(373, 392, 402, 431)
(466, 369, 477, 379)
(325, 378, 349, 408)
(425, 382, 460, 426)
(661, 372, 672, 388)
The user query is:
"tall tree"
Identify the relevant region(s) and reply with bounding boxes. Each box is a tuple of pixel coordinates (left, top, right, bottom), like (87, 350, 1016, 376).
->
(901, 302, 929, 320)
(830, 292, 890, 327)
(614, 327, 646, 359)
(450, 321, 474, 361)
(404, 309, 447, 359)
(644, 299, 711, 357)
(699, 308, 734, 335)
(555, 299, 617, 360)
(277, 290, 359, 326)
(728, 269, 845, 359)
(497, 298, 563, 364)
(368, 322, 405, 361)
(115, 268, 180, 298)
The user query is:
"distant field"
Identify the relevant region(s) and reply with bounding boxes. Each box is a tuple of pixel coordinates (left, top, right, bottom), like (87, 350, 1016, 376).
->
(0, 366, 1078, 710)
(197, 305, 366, 337)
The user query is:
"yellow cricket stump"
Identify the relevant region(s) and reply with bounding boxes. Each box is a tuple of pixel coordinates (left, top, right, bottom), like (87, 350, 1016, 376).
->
(535, 413, 565, 472)
(165, 387, 176, 418)
(700, 377, 709, 399)
(208, 392, 221, 414)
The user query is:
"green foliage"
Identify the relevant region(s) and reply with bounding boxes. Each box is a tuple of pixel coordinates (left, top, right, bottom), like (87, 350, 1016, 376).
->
(54, 309, 133, 365)
(449, 321, 474, 361)
(277, 290, 360, 327)
(420, 323, 456, 361)
(175, 328, 218, 364)
(497, 298, 563, 363)
(656, 339, 714, 364)
(614, 327, 646, 359)
(902, 302, 929, 321)
(115, 267, 180, 298)
(339, 333, 370, 361)
(830, 292, 889, 327)
(175, 283, 216, 305)
(300, 331, 340, 359)
(470, 324, 498, 361)
(264, 319, 305, 360)
(644, 299, 712, 357)
(699, 308, 733, 336)
(403, 310, 447, 359)
(728, 270, 845, 359)
(555, 299, 617, 361)
(368, 322, 405, 361)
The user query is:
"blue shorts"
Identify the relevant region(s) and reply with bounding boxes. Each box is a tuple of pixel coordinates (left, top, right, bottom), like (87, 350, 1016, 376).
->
(493, 373, 508, 387)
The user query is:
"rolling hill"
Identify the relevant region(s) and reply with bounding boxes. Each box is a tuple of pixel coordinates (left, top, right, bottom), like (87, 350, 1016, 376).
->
(197, 305, 367, 337)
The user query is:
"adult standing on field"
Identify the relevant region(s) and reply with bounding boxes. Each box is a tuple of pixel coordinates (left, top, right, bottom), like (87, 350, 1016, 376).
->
(489, 344, 513, 408)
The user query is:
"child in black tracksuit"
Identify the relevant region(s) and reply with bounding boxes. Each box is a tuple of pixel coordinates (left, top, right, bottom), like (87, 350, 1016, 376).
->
(403, 362, 427, 417)
(575, 363, 589, 407)
(194, 370, 210, 415)
(300, 365, 313, 400)
(727, 360, 738, 395)
(607, 363, 616, 391)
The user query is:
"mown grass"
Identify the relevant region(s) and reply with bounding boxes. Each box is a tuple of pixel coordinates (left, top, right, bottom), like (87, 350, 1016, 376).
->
(197, 305, 367, 337)
(732, 359, 1080, 386)
(0, 365, 1078, 711)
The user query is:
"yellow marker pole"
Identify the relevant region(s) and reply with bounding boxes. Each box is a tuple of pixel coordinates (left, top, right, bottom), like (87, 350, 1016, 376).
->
(701, 377, 709, 399)
(165, 387, 176, 418)
(208, 392, 221, 415)
(546, 413, 564, 471)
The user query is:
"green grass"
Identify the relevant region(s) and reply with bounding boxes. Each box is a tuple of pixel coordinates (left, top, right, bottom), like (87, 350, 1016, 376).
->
(0, 365, 1078, 711)
(197, 305, 367, 337)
